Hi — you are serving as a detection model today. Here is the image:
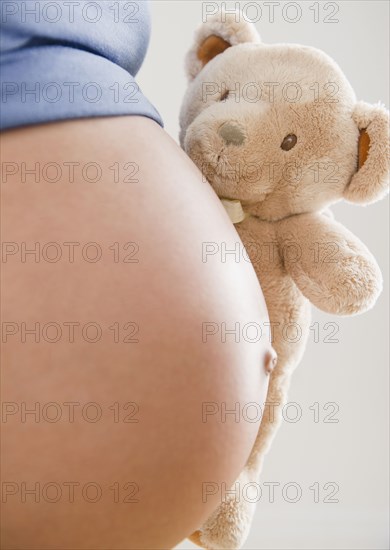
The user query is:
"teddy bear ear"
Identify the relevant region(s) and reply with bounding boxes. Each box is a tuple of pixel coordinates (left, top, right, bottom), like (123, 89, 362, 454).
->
(343, 101, 390, 205)
(185, 11, 261, 81)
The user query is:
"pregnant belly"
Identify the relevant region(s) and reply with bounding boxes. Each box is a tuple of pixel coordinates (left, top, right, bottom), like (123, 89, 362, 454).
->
(1, 116, 273, 549)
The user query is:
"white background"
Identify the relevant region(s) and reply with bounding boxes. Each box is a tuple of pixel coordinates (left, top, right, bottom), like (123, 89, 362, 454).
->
(137, 2, 389, 548)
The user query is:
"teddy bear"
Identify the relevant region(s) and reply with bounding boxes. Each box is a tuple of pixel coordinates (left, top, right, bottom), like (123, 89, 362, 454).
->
(179, 10, 389, 550)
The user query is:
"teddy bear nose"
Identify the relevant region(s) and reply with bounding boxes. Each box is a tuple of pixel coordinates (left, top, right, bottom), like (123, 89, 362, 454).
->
(218, 122, 246, 146)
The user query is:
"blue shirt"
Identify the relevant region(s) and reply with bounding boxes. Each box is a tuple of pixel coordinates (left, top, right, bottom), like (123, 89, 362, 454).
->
(0, 0, 163, 129)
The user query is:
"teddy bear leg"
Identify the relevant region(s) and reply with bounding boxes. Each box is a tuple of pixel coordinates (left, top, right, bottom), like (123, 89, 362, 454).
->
(189, 468, 259, 550)
(189, 366, 295, 549)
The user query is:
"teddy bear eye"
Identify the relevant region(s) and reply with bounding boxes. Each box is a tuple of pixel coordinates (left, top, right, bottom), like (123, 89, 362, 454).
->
(219, 90, 230, 101)
(281, 134, 297, 151)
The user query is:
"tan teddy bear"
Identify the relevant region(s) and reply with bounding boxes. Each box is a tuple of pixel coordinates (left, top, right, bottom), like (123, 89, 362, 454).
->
(179, 11, 389, 550)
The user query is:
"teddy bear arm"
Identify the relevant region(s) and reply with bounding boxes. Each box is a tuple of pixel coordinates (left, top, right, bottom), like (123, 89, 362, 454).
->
(276, 213, 383, 316)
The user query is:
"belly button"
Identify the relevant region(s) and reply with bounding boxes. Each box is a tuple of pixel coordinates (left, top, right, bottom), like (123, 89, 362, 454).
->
(264, 350, 277, 374)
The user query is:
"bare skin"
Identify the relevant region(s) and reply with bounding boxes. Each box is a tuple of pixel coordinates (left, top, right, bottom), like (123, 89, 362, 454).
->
(0, 116, 272, 549)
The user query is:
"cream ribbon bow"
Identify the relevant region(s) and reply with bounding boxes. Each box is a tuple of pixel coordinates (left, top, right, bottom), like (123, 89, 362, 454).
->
(220, 198, 249, 224)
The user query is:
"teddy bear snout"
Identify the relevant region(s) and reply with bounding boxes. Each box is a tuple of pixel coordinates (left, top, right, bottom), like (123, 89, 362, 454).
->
(218, 122, 246, 146)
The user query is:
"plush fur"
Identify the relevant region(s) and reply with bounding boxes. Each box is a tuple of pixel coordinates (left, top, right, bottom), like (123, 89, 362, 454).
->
(179, 10, 390, 550)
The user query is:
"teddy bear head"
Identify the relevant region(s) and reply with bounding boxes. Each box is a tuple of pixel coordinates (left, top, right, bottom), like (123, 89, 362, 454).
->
(179, 12, 389, 221)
